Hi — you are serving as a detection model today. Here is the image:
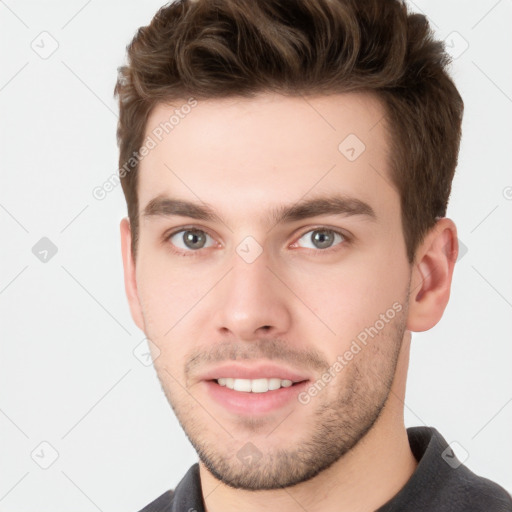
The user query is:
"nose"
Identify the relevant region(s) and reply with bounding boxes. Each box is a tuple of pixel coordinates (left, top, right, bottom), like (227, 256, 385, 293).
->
(212, 246, 293, 341)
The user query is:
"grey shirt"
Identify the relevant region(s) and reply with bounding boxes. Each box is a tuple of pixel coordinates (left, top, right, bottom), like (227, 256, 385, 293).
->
(138, 426, 512, 512)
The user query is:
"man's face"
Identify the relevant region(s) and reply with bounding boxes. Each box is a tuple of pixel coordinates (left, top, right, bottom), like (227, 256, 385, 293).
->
(128, 92, 413, 490)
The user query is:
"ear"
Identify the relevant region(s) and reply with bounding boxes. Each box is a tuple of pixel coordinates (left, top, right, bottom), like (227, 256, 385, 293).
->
(406, 218, 458, 332)
(120, 217, 145, 332)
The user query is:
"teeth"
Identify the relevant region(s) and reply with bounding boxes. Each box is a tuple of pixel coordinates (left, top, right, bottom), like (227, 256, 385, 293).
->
(216, 377, 295, 393)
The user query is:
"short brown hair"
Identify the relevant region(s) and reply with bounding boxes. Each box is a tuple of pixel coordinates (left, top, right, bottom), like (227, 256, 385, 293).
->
(114, 0, 463, 263)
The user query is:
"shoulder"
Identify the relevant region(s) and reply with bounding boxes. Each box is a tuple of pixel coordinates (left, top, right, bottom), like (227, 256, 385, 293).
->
(443, 467, 512, 511)
(378, 427, 512, 512)
(412, 426, 512, 511)
(137, 489, 174, 512)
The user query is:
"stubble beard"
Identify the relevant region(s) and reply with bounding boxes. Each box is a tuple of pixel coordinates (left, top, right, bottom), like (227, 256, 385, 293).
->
(152, 305, 408, 491)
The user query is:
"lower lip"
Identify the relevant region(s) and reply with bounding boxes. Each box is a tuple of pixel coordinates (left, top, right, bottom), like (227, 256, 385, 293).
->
(203, 380, 309, 415)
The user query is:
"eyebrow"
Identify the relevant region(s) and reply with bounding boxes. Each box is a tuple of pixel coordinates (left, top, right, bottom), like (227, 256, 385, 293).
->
(141, 194, 377, 227)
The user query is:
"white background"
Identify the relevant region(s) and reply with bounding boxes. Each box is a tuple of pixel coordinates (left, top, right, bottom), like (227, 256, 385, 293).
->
(1, 0, 511, 510)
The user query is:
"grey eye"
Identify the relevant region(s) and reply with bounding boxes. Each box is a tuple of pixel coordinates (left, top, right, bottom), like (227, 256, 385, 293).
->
(296, 229, 344, 250)
(169, 229, 214, 251)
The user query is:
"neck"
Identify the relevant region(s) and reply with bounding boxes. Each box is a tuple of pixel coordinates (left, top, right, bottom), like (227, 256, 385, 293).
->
(199, 336, 417, 512)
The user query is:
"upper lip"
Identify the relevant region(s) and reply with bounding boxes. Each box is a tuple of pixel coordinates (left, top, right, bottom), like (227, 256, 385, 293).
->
(198, 362, 311, 383)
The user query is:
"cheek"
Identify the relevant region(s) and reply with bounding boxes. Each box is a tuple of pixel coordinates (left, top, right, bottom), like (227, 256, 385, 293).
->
(134, 253, 216, 368)
(135, 248, 200, 323)
(288, 246, 409, 341)
(136, 224, 409, 345)
(136, 270, 190, 382)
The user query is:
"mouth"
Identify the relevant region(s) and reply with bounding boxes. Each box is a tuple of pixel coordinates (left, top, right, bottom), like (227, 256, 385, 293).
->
(203, 377, 310, 415)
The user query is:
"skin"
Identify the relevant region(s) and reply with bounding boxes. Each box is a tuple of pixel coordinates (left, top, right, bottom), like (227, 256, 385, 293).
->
(120, 91, 458, 512)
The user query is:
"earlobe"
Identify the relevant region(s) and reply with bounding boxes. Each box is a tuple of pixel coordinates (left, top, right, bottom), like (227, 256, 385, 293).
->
(406, 218, 458, 332)
(120, 217, 145, 332)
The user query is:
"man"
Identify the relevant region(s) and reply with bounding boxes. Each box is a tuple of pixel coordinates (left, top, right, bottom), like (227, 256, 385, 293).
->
(114, 0, 512, 510)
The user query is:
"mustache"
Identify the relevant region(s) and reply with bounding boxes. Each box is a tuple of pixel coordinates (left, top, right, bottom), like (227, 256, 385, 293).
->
(184, 338, 329, 377)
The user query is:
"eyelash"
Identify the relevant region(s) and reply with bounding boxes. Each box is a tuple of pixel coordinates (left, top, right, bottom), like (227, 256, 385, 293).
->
(163, 226, 351, 258)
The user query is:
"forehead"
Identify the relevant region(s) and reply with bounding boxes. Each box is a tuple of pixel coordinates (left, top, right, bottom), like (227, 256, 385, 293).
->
(137, 92, 397, 224)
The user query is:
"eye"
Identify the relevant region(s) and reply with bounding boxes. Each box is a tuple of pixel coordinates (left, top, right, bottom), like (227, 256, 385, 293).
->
(166, 228, 216, 254)
(164, 226, 349, 257)
(293, 228, 347, 252)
